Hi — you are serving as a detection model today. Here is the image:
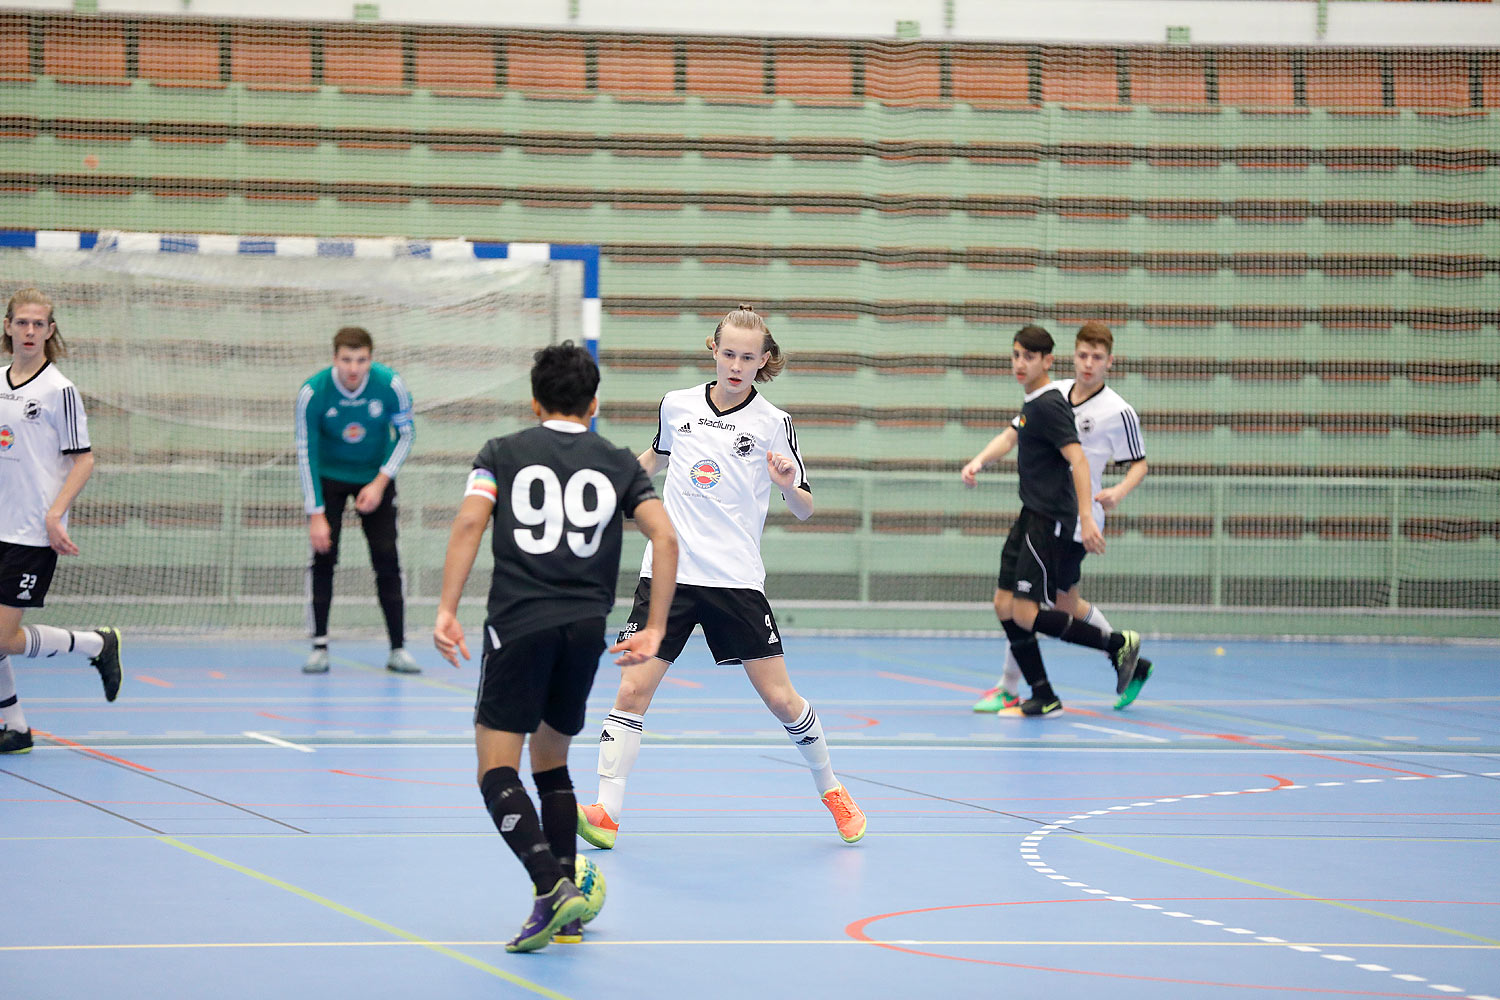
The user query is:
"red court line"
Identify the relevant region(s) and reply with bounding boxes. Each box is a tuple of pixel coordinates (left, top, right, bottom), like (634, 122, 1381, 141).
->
(660, 675, 704, 688)
(877, 670, 984, 694)
(847, 899, 1453, 994)
(208, 670, 227, 679)
(134, 674, 173, 688)
(32, 730, 155, 772)
(328, 769, 468, 787)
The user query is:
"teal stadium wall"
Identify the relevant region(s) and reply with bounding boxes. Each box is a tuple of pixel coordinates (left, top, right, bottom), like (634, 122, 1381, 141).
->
(1, 13, 1496, 637)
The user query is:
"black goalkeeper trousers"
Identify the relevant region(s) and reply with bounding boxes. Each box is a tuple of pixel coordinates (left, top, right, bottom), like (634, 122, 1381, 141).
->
(307, 476, 404, 648)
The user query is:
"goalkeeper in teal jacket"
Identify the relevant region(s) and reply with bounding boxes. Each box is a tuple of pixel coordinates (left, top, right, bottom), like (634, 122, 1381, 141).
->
(294, 326, 418, 675)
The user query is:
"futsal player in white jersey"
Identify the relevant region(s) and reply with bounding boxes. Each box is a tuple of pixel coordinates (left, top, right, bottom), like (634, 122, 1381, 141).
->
(0, 288, 122, 754)
(578, 305, 867, 848)
(962, 322, 1151, 713)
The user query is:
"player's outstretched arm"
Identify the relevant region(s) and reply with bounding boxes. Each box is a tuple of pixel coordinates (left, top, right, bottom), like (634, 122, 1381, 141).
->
(637, 447, 664, 477)
(433, 494, 492, 667)
(44, 451, 95, 556)
(961, 427, 1018, 487)
(611, 498, 677, 665)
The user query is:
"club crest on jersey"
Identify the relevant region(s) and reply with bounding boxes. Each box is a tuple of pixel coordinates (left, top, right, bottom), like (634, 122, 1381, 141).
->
(732, 432, 757, 459)
(368, 399, 383, 419)
(342, 422, 367, 444)
(1078, 415, 1095, 435)
(689, 458, 722, 489)
(23, 399, 40, 421)
(0, 425, 12, 451)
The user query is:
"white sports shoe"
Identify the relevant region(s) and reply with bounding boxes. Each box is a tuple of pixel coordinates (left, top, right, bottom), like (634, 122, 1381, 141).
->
(386, 648, 421, 674)
(301, 647, 330, 674)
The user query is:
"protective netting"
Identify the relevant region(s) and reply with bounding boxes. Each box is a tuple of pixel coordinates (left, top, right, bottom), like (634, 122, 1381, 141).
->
(1, 237, 578, 632)
(2, 12, 1496, 637)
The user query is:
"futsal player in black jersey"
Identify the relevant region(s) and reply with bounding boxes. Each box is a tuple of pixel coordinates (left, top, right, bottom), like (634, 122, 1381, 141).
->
(988, 326, 1149, 716)
(433, 342, 679, 953)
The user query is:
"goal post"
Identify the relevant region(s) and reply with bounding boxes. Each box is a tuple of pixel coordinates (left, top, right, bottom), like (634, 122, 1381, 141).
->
(0, 229, 598, 635)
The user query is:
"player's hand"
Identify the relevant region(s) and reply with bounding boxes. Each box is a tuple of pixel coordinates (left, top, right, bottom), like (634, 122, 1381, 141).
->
(1080, 516, 1106, 555)
(432, 609, 469, 668)
(308, 514, 332, 553)
(355, 481, 384, 514)
(1094, 486, 1124, 511)
(610, 626, 663, 666)
(961, 459, 982, 488)
(45, 515, 79, 556)
(766, 451, 797, 489)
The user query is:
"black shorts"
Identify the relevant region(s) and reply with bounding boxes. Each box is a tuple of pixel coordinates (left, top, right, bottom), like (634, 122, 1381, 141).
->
(617, 578, 784, 665)
(0, 540, 59, 609)
(473, 617, 606, 737)
(996, 508, 1086, 605)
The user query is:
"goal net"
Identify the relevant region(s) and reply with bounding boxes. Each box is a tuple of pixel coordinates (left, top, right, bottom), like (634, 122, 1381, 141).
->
(1, 233, 584, 634)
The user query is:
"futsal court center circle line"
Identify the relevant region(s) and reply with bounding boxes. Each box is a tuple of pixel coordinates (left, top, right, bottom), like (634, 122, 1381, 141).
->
(844, 900, 1462, 994)
(1018, 770, 1497, 999)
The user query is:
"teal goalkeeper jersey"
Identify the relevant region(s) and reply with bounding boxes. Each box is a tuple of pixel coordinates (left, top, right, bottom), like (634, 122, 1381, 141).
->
(294, 362, 415, 514)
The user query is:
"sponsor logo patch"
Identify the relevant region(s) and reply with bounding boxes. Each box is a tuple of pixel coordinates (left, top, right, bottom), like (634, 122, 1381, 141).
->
(0, 425, 13, 451)
(689, 458, 722, 489)
(341, 422, 367, 444)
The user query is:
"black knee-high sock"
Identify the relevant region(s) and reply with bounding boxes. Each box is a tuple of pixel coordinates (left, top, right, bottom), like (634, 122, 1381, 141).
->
(1032, 608, 1121, 653)
(534, 765, 578, 885)
(480, 766, 565, 894)
(1002, 620, 1052, 698)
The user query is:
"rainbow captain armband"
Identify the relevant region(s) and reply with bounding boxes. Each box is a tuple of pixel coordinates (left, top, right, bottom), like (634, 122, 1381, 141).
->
(465, 468, 499, 502)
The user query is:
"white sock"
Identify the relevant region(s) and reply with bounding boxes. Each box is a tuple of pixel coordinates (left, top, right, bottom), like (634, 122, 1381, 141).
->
(1083, 604, 1114, 636)
(1000, 647, 1023, 693)
(22, 625, 103, 659)
(784, 699, 839, 795)
(596, 709, 644, 822)
(0, 656, 27, 732)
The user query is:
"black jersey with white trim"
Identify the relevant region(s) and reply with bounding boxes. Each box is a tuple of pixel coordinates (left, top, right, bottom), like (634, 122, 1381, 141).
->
(644, 382, 808, 590)
(469, 421, 657, 640)
(1014, 382, 1080, 524)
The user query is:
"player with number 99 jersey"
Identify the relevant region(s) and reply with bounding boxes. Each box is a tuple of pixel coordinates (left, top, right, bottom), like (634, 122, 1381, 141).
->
(469, 424, 658, 641)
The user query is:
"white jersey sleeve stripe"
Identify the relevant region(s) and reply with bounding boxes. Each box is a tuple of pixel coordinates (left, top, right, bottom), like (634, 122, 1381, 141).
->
(295, 384, 320, 514)
(390, 372, 414, 424)
(380, 419, 415, 479)
(1121, 407, 1145, 461)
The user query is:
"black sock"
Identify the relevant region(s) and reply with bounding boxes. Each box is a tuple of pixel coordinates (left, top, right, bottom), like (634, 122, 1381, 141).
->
(534, 765, 578, 886)
(480, 766, 565, 895)
(1002, 620, 1051, 695)
(1032, 609, 1109, 651)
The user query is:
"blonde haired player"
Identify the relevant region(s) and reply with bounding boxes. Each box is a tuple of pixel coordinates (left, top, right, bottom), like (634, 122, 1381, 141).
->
(0, 288, 122, 754)
(578, 305, 867, 849)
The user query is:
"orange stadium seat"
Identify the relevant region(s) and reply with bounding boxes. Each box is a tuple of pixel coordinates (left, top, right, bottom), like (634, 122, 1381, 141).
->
(231, 24, 315, 88)
(684, 39, 768, 100)
(1215, 51, 1297, 109)
(323, 25, 405, 91)
(138, 23, 221, 85)
(1041, 47, 1120, 107)
(949, 45, 1033, 106)
(1481, 53, 1500, 108)
(864, 43, 943, 104)
(596, 37, 678, 97)
(0, 13, 33, 81)
(506, 34, 588, 93)
(1393, 54, 1472, 109)
(413, 31, 496, 92)
(1129, 49, 1209, 108)
(1304, 52, 1388, 110)
(774, 41, 857, 102)
(44, 16, 128, 82)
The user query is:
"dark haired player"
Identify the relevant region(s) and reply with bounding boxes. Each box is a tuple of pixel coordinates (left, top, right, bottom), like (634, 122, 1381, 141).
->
(433, 341, 678, 953)
(977, 325, 1149, 716)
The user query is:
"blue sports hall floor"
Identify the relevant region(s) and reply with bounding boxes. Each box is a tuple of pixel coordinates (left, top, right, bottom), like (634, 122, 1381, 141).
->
(3, 634, 1498, 1000)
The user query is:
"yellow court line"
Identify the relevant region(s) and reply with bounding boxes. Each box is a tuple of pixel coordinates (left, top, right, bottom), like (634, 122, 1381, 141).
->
(4, 939, 1498, 953)
(1070, 834, 1500, 946)
(156, 836, 573, 1000)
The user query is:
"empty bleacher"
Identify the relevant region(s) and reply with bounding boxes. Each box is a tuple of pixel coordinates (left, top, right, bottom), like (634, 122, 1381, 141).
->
(2, 12, 1496, 631)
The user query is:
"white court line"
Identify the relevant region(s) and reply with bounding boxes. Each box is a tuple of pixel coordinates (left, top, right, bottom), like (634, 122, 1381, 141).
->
(242, 732, 315, 753)
(1070, 723, 1170, 743)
